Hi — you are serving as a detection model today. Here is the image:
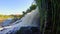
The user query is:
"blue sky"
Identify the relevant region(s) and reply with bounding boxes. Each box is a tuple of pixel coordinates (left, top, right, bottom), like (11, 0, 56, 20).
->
(0, 0, 33, 15)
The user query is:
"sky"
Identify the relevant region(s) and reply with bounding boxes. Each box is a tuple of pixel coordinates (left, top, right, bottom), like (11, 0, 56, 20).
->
(0, 0, 34, 15)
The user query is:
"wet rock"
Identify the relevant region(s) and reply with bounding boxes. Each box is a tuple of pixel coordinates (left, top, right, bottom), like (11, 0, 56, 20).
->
(16, 27, 40, 34)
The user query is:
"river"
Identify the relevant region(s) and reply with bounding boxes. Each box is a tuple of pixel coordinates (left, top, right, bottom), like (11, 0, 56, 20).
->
(0, 7, 40, 34)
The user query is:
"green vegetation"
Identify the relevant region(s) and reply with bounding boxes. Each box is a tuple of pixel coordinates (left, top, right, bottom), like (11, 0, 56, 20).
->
(26, 4, 36, 13)
(0, 14, 23, 19)
(0, 14, 23, 23)
(22, 4, 37, 17)
(0, 15, 13, 19)
(30, 5, 37, 11)
(35, 0, 60, 34)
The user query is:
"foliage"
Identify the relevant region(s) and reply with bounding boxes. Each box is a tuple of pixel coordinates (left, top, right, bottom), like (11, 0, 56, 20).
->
(35, 0, 60, 34)
(30, 5, 36, 11)
(0, 14, 23, 23)
(22, 11, 26, 16)
(22, 4, 37, 16)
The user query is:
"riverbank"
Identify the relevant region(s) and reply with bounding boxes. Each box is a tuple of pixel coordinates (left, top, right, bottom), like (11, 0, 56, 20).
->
(0, 14, 23, 24)
(0, 17, 6, 24)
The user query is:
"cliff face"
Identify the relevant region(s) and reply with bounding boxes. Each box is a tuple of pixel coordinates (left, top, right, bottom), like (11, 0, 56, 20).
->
(35, 0, 60, 34)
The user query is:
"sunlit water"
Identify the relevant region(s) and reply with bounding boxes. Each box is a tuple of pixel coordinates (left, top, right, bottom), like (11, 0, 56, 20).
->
(0, 18, 13, 27)
(0, 7, 40, 34)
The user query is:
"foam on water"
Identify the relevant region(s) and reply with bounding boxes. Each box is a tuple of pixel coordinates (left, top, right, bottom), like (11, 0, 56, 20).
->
(0, 7, 40, 34)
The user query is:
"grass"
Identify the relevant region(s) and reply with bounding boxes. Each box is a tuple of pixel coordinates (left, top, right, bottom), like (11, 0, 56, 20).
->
(0, 14, 23, 24)
(0, 17, 6, 23)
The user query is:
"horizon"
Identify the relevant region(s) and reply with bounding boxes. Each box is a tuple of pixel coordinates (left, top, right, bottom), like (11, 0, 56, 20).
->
(0, 0, 33, 15)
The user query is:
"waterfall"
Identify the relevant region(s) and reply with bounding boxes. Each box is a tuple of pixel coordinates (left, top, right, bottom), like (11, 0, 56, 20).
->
(0, 7, 40, 34)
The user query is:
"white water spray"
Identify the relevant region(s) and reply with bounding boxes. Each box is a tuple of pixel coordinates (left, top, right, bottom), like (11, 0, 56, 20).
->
(0, 7, 40, 34)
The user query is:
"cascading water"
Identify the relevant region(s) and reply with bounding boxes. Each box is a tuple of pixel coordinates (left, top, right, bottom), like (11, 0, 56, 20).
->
(0, 7, 40, 34)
